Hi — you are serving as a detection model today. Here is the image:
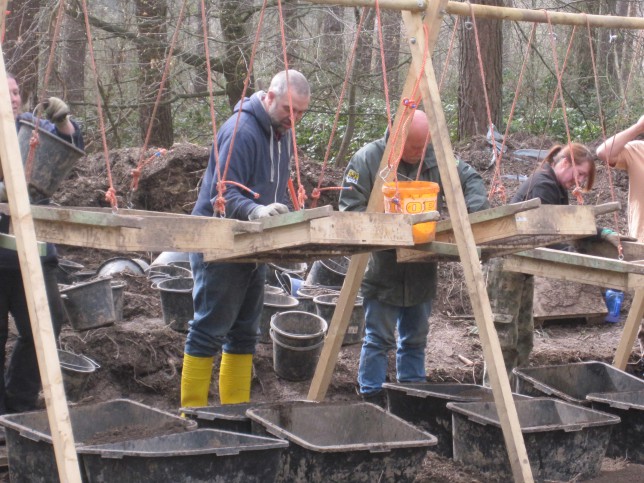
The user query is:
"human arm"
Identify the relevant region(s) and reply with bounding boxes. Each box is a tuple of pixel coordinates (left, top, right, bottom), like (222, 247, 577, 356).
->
(457, 159, 490, 213)
(338, 142, 382, 213)
(596, 115, 644, 167)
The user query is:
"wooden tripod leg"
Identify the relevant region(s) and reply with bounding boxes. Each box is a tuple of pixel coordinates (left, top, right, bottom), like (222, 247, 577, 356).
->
(613, 288, 644, 370)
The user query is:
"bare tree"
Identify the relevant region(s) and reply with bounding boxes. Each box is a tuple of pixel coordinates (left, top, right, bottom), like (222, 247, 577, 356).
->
(457, 0, 503, 140)
(59, 13, 87, 103)
(220, 0, 254, 109)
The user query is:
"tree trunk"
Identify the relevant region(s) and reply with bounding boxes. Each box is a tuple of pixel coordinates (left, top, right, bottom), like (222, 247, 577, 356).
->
(457, 0, 503, 140)
(192, 1, 209, 94)
(59, 13, 86, 103)
(4, 0, 41, 108)
(135, 0, 174, 148)
(320, 6, 344, 73)
(374, 9, 401, 100)
(220, 0, 254, 110)
(353, 7, 375, 77)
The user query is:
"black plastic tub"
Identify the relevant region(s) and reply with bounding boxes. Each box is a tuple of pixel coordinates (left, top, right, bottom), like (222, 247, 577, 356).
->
(180, 403, 255, 434)
(0, 399, 196, 483)
(448, 398, 620, 482)
(383, 382, 529, 457)
(247, 401, 437, 482)
(514, 361, 644, 405)
(79, 428, 288, 483)
(587, 389, 644, 463)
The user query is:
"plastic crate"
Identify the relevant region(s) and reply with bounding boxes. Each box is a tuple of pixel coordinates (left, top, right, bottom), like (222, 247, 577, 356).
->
(514, 361, 644, 405)
(587, 389, 644, 463)
(181, 403, 255, 433)
(0, 399, 196, 483)
(247, 400, 436, 482)
(79, 428, 288, 482)
(448, 398, 620, 481)
(384, 382, 529, 457)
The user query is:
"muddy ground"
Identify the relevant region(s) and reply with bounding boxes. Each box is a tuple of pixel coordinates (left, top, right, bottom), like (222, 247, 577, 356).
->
(4, 134, 644, 481)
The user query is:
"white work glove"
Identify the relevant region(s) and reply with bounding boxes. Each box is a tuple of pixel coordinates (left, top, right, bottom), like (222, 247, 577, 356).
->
(248, 203, 289, 220)
(43, 97, 70, 126)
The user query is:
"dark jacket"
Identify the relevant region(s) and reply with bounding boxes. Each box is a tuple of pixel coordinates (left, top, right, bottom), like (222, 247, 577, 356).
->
(339, 137, 489, 306)
(511, 164, 568, 205)
(0, 114, 85, 269)
(192, 91, 292, 220)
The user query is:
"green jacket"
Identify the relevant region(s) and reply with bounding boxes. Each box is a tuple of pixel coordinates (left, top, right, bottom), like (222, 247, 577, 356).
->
(339, 137, 489, 306)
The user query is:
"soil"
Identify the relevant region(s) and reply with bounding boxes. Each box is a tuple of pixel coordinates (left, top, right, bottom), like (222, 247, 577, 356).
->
(3, 134, 643, 482)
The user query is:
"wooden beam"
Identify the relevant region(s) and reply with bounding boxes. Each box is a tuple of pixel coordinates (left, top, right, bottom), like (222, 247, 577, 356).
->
(503, 249, 644, 291)
(613, 288, 644, 370)
(0, 233, 46, 255)
(402, 8, 534, 483)
(0, 47, 82, 482)
(306, 0, 644, 29)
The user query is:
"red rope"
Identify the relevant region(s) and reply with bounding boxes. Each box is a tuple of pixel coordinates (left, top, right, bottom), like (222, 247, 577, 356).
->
(276, 0, 307, 209)
(585, 15, 623, 258)
(311, 7, 368, 208)
(131, 0, 188, 192)
(80, 0, 118, 209)
(199, 0, 224, 215)
(544, 11, 581, 203)
(215, 0, 268, 216)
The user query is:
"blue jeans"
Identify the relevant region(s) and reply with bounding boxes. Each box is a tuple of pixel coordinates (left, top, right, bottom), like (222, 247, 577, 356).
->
(358, 298, 431, 395)
(184, 252, 266, 357)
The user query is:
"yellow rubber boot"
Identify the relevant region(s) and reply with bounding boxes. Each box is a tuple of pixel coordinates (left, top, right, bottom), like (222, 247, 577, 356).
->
(180, 353, 214, 409)
(219, 353, 253, 404)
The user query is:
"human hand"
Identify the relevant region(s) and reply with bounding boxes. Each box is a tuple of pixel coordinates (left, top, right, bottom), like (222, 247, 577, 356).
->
(636, 115, 644, 132)
(43, 97, 70, 124)
(600, 228, 620, 248)
(248, 202, 289, 220)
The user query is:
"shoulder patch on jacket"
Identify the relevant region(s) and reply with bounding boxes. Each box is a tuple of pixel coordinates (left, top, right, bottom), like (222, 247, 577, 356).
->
(345, 169, 359, 185)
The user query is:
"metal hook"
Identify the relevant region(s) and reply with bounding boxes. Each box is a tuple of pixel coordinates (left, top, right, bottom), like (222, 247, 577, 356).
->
(464, 21, 473, 31)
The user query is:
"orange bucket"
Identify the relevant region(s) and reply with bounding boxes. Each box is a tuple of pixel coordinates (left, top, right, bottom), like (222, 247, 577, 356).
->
(382, 181, 440, 244)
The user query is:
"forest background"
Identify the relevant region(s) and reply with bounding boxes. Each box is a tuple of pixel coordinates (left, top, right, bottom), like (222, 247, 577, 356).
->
(5, 0, 644, 173)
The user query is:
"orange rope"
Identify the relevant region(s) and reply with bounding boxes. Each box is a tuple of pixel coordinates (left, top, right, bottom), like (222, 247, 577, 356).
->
(276, 0, 307, 209)
(25, 1, 66, 184)
(548, 26, 576, 115)
(544, 11, 582, 203)
(131, 0, 188, 192)
(585, 15, 623, 258)
(310, 6, 368, 208)
(80, 0, 118, 209)
(216, 0, 268, 216)
(199, 0, 223, 215)
(488, 23, 537, 204)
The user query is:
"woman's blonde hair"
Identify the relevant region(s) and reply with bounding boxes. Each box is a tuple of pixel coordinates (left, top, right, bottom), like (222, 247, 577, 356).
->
(543, 143, 596, 192)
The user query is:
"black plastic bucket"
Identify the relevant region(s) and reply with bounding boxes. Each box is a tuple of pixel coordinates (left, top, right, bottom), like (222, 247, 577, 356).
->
(181, 403, 257, 434)
(60, 277, 116, 331)
(305, 257, 349, 288)
(258, 293, 299, 344)
(269, 311, 327, 381)
(56, 259, 84, 285)
(270, 330, 325, 381)
(17, 120, 85, 198)
(147, 265, 192, 285)
(293, 284, 339, 313)
(156, 277, 194, 332)
(313, 294, 364, 345)
(110, 280, 127, 322)
(266, 261, 307, 286)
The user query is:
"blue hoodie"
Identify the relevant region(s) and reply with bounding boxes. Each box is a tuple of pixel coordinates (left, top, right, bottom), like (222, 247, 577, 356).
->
(192, 91, 292, 220)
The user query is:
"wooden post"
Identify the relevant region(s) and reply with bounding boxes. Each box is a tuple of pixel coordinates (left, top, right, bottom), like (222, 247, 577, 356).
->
(0, 51, 82, 481)
(613, 288, 644, 369)
(401, 6, 533, 483)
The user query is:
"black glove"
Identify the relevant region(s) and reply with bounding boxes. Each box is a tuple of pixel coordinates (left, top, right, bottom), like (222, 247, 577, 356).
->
(43, 97, 70, 124)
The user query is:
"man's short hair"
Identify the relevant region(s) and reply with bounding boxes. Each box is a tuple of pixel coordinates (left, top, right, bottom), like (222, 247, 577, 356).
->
(269, 70, 310, 99)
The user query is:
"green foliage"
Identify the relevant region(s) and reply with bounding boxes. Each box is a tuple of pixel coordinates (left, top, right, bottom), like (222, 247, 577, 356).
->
(296, 96, 390, 163)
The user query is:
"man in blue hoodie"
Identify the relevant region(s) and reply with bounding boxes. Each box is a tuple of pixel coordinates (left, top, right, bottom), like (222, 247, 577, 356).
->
(0, 73, 84, 414)
(181, 70, 310, 408)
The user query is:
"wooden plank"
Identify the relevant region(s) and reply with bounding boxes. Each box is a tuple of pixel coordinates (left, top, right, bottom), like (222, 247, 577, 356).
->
(397, 203, 597, 263)
(257, 205, 334, 230)
(613, 288, 644, 370)
(533, 278, 607, 321)
(576, 239, 644, 262)
(0, 233, 47, 255)
(204, 212, 420, 262)
(503, 255, 644, 291)
(0, 49, 82, 482)
(401, 8, 533, 482)
(513, 248, 644, 275)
